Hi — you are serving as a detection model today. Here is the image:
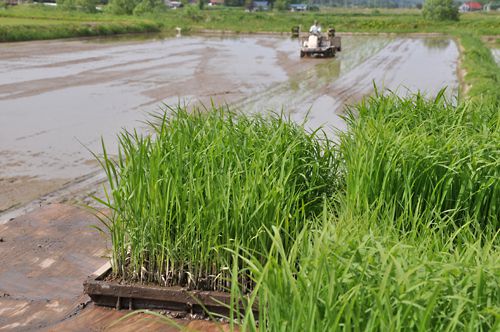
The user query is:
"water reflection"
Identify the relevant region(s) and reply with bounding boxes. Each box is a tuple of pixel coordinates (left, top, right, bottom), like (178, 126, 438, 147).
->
(422, 38, 451, 51)
(0, 34, 459, 181)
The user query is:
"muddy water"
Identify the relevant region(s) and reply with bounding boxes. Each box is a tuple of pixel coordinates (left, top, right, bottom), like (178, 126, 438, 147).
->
(0, 34, 458, 213)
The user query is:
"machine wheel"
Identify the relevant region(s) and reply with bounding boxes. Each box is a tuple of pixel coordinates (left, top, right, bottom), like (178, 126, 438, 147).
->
(300, 51, 305, 58)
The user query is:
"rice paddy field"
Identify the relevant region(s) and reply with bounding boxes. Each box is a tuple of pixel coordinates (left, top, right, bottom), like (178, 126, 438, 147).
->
(95, 38, 500, 331)
(1, 3, 500, 331)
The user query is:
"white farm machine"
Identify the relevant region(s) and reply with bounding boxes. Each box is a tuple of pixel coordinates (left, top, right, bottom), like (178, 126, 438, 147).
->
(300, 28, 341, 58)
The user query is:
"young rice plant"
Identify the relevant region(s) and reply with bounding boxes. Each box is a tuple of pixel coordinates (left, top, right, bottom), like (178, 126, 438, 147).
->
(95, 105, 340, 290)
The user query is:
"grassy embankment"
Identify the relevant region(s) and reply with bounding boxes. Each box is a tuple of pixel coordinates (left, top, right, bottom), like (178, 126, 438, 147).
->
(1, 5, 500, 41)
(0, 5, 160, 41)
(96, 30, 500, 330)
(460, 33, 500, 101)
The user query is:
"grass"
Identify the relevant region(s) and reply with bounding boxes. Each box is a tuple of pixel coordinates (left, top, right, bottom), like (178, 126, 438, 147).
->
(233, 213, 499, 332)
(460, 33, 500, 103)
(0, 5, 161, 41)
(96, 92, 499, 330)
(95, 106, 340, 290)
(227, 91, 499, 331)
(1, 5, 499, 42)
(340, 90, 499, 230)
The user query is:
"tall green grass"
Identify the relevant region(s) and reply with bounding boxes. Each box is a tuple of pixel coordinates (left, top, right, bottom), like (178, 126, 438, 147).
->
(96, 92, 499, 330)
(232, 213, 500, 332)
(340, 90, 499, 230)
(96, 106, 340, 290)
(224, 90, 499, 331)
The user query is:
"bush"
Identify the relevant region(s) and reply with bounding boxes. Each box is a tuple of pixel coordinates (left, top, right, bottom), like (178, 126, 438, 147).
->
(184, 4, 204, 21)
(274, 0, 288, 11)
(107, 0, 140, 14)
(132, 0, 165, 15)
(423, 0, 459, 21)
(56, 0, 98, 12)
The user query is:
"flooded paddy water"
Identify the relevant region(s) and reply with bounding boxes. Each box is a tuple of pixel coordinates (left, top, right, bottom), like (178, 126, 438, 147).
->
(0, 34, 459, 215)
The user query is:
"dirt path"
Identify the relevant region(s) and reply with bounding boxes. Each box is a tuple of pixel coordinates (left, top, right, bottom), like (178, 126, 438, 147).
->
(0, 204, 232, 331)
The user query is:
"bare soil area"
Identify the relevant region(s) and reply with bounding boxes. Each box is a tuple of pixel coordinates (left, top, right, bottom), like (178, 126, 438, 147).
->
(0, 204, 229, 331)
(0, 177, 67, 213)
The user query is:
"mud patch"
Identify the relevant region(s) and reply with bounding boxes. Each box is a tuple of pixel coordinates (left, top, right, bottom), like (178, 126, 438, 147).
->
(0, 177, 67, 213)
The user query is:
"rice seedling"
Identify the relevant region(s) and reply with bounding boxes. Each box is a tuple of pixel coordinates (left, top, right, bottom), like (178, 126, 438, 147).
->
(232, 211, 500, 332)
(339, 89, 499, 230)
(95, 105, 341, 290)
(224, 90, 499, 331)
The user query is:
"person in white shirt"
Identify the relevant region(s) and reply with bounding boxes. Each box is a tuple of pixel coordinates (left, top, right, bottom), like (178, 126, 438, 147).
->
(309, 20, 321, 35)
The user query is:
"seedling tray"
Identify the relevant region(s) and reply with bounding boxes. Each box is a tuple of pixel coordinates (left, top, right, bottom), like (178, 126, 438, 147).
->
(84, 263, 257, 317)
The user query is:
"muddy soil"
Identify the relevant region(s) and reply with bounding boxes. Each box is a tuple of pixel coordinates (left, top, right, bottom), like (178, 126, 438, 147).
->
(0, 204, 229, 331)
(0, 34, 459, 216)
(0, 177, 67, 213)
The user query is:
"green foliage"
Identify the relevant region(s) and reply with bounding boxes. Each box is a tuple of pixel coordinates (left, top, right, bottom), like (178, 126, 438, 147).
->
(56, 0, 98, 12)
(274, 0, 289, 11)
(0, 19, 160, 42)
(460, 33, 500, 103)
(132, 0, 165, 16)
(184, 4, 204, 21)
(234, 216, 500, 331)
(107, 0, 141, 14)
(340, 91, 499, 230)
(423, 0, 459, 21)
(224, 0, 244, 7)
(96, 106, 340, 289)
(106, 0, 164, 16)
(226, 91, 499, 331)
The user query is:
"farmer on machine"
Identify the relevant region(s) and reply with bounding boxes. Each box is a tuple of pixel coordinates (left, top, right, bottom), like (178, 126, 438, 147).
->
(309, 20, 321, 35)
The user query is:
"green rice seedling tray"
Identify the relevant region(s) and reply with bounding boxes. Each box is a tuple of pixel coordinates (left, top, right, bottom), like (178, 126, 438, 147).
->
(84, 263, 257, 317)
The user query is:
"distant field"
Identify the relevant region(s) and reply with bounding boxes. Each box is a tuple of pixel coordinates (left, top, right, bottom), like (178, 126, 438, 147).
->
(0, 17, 76, 25)
(1, 5, 499, 40)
